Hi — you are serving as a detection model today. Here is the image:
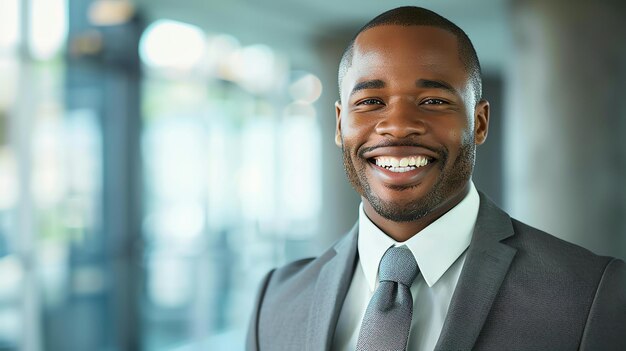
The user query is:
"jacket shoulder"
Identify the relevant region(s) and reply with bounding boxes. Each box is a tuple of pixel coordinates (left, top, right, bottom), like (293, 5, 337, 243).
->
(247, 255, 325, 350)
(265, 245, 336, 292)
(508, 218, 613, 270)
(269, 257, 316, 284)
(264, 227, 357, 292)
(474, 217, 622, 350)
(580, 258, 626, 349)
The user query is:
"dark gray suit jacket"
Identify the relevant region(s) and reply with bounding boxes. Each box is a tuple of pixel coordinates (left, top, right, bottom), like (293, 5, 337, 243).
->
(247, 193, 626, 350)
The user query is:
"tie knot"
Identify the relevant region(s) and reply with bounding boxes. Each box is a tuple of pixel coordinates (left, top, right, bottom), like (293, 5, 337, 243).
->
(378, 246, 419, 287)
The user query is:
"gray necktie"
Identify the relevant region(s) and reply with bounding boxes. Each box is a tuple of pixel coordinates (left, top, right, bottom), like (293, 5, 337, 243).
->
(356, 246, 419, 351)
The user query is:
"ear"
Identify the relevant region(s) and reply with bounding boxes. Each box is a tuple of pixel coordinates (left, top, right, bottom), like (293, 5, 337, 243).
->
(474, 99, 489, 145)
(335, 100, 343, 147)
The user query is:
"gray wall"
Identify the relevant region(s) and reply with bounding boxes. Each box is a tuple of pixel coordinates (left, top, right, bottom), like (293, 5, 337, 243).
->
(506, 0, 626, 260)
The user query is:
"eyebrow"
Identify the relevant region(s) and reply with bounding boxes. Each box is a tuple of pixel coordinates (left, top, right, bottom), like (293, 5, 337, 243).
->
(416, 79, 459, 96)
(349, 79, 386, 98)
(348, 78, 460, 99)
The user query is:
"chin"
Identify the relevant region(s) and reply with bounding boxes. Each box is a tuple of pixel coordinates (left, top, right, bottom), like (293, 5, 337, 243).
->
(366, 190, 440, 222)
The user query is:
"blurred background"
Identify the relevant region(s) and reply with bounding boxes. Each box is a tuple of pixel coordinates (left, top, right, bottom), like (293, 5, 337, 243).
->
(0, 0, 624, 350)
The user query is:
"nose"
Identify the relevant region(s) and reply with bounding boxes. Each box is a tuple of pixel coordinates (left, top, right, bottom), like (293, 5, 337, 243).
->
(374, 101, 426, 138)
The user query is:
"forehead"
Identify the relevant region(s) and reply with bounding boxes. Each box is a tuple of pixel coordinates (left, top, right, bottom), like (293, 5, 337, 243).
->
(344, 25, 468, 91)
(355, 25, 460, 59)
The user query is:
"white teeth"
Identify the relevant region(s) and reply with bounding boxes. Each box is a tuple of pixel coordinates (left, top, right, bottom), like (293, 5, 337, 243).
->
(390, 166, 411, 173)
(373, 155, 431, 172)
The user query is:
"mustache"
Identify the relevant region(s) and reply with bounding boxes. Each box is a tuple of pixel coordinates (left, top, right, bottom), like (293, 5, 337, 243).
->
(357, 139, 447, 160)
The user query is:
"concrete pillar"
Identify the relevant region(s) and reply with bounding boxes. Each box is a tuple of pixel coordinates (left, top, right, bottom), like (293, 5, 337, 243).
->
(506, 0, 626, 260)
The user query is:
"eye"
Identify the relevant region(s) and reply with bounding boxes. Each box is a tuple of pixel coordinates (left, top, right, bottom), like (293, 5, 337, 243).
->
(422, 98, 448, 105)
(357, 98, 384, 106)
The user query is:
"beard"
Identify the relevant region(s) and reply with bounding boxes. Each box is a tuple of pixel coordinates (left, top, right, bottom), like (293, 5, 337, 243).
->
(341, 136, 475, 222)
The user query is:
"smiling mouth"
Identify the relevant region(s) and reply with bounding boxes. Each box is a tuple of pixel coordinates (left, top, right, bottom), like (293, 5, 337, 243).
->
(368, 155, 434, 173)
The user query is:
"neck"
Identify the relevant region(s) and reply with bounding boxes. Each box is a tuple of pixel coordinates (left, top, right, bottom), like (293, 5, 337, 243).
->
(363, 183, 471, 242)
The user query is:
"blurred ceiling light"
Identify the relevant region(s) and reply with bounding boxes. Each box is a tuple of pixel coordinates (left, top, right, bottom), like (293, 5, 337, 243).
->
(207, 34, 240, 80)
(0, 0, 20, 50)
(235, 44, 276, 94)
(288, 73, 322, 103)
(88, 0, 135, 26)
(29, 0, 68, 60)
(139, 20, 206, 71)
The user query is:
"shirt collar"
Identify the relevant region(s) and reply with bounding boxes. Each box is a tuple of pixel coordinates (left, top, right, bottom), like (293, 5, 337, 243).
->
(358, 182, 480, 291)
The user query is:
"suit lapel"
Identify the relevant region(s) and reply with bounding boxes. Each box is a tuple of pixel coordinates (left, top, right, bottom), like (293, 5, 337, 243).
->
(435, 193, 518, 351)
(306, 224, 359, 351)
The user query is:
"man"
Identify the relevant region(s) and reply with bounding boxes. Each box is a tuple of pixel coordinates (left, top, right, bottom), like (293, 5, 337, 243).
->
(247, 6, 626, 351)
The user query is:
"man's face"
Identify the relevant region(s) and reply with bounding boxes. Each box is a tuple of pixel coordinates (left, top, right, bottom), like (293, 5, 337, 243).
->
(335, 25, 489, 223)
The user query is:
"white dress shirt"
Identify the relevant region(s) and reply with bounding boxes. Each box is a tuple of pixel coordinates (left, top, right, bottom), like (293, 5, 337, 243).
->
(332, 183, 480, 351)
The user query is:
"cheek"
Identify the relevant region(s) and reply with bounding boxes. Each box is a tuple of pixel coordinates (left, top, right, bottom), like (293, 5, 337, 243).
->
(440, 121, 465, 143)
(449, 128, 474, 146)
(341, 118, 373, 149)
(446, 129, 460, 141)
(436, 119, 474, 156)
(343, 116, 366, 134)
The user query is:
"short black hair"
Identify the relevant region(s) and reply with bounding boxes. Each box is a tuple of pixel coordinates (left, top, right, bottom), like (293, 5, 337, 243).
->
(338, 6, 482, 104)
